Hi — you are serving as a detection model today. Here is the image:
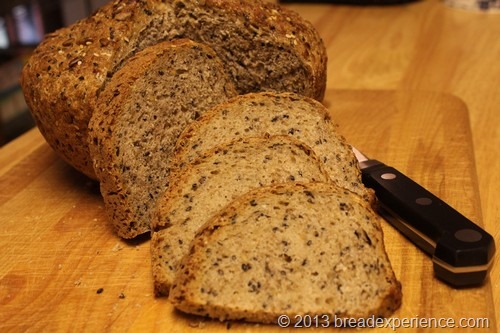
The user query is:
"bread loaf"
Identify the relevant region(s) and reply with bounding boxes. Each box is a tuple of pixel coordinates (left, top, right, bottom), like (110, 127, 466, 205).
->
(151, 136, 332, 295)
(88, 39, 237, 238)
(21, 0, 327, 178)
(171, 92, 371, 200)
(169, 182, 402, 324)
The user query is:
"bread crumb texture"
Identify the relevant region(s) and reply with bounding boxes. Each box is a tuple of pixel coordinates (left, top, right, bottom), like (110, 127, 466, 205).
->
(151, 135, 332, 295)
(169, 182, 402, 325)
(172, 92, 372, 200)
(88, 40, 237, 238)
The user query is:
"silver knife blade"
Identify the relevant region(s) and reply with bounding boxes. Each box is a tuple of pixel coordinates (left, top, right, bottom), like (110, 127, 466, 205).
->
(352, 146, 495, 287)
(352, 146, 368, 163)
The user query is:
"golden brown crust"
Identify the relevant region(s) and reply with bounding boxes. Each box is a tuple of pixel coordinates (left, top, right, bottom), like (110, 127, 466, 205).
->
(20, 0, 162, 178)
(21, 0, 327, 179)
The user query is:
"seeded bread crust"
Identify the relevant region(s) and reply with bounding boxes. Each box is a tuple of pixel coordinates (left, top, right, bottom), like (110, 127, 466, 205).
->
(88, 39, 237, 238)
(171, 92, 372, 200)
(151, 136, 332, 296)
(169, 182, 402, 324)
(20, 0, 327, 179)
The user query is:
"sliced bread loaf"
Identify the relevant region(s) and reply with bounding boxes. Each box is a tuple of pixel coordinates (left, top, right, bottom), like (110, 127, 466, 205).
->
(169, 182, 402, 324)
(88, 39, 237, 239)
(21, 0, 326, 179)
(151, 136, 332, 296)
(170, 92, 372, 201)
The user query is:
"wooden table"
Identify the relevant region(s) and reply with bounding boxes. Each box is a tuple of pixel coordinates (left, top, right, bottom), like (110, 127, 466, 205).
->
(282, 0, 499, 328)
(1, 0, 499, 331)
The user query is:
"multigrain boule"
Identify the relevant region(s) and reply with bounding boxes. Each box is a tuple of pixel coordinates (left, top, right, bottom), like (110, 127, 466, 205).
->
(20, 0, 327, 178)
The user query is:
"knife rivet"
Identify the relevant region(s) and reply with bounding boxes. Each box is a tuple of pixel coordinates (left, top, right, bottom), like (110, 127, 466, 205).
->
(455, 229, 483, 243)
(416, 197, 433, 206)
(381, 173, 397, 180)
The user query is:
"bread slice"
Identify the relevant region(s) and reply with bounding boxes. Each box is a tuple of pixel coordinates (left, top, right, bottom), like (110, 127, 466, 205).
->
(151, 136, 332, 296)
(171, 92, 372, 200)
(169, 182, 402, 324)
(21, 0, 326, 179)
(88, 39, 237, 239)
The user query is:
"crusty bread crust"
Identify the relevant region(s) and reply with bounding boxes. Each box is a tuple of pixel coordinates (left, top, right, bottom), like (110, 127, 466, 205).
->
(20, 0, 327, 178)
(169, 182, 402, 324)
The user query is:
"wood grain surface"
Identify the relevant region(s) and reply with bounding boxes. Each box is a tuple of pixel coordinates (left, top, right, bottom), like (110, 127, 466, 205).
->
(275, 2, 500, 330)
(0, 90, 494, 332)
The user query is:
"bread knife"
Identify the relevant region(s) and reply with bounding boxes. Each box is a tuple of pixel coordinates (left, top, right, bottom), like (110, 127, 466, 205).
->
(352, 147, 495, 287)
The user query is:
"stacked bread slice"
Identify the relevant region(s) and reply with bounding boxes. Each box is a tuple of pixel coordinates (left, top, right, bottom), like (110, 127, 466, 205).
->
(169, 182, 402, 324)
(85, 47, 402, 319)
(84, 46, 401, 319)
(151, 135, 332, 295)
(150, 91, 401, 323)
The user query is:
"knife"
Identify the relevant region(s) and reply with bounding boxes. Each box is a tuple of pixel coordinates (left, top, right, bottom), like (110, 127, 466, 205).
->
(352, 146, 495, 287)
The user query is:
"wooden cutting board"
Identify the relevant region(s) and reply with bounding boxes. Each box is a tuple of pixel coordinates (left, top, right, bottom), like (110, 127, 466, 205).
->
(0, 90, 495, 332)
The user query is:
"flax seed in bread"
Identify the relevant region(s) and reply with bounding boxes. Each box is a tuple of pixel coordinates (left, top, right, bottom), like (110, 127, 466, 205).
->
(151, 136, 332, 295)
(171, 92, 371, 200)
(21, 0, 327, 178)
(169, 182, 402, 324)
(88, 39, 237, 239)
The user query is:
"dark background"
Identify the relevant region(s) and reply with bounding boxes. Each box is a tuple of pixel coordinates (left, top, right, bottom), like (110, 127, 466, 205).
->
(0, 0, 108, 145)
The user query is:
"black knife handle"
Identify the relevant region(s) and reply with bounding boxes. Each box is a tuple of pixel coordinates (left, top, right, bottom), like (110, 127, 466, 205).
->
(360, 161, 495, 287)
